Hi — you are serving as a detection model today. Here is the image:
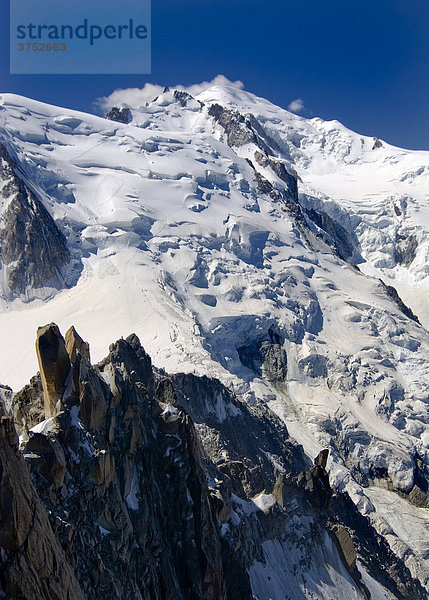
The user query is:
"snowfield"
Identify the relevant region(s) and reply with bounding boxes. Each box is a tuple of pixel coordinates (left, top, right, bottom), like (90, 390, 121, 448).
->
(0, 82, 428, 592)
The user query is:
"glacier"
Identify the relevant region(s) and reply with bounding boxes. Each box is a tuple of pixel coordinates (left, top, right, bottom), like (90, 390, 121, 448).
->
(0, 81, 428, 596)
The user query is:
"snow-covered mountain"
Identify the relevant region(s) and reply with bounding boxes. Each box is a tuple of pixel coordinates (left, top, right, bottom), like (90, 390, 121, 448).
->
(0, 81, 428, 597)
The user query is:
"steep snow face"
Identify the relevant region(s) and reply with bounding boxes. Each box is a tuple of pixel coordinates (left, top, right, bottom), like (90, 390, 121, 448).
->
(0, 86, 428, 592)
(248, 528, 395, 600)
(197, 85, 429, 328)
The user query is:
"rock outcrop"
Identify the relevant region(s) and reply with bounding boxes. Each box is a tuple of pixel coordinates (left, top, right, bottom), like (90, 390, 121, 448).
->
(207, 103, 299, 208)
(36, 323, 71, 418)
(0, 402, 85, 600)
(12, 372, 44, 434)
(65, 325, 91, 364)
(236, 327, 288, 382)
(1, 323, 426, 600)
(105, 106, 132, 124)
(17, 327, 240, 599)
(304, 206, 355, 260)
(0, 143, 70, 299)
(395, 232, 418, 267)
(379, 279, 420, 323)
(0, 384, 12, 411)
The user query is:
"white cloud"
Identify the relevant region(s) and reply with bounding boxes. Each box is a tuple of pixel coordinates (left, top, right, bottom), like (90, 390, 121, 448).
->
(288, 98, 305, 113)
(182, 74, 244, 97)
(95, 84, 164, 112)
(95, 75, 244, 113)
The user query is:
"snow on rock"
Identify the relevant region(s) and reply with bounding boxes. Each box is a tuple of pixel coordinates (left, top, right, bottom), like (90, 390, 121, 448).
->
(0, 83, 428, 590)
(125, 468, 141, 511)
(249, 527, 363, 600)
(29, 417, 57, 436)
(365, 486, 429, 589)
(357, 562, 395, 600)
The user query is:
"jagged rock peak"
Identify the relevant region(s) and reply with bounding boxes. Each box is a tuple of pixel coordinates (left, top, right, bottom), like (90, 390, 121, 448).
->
(0, 384, 12, 413)
(12, 325, 237, 598)
(4, 324, 427, 599)
(0, 409, 85, 599)
(314, 448, 329, 468)
(104, 106, 132, 123)
(36, 323, 71, 419)
(155, 377, 177, 403)
(65, 325, 91, 364)
(11, 373, 44, 434)
(103, 332, 153, 387)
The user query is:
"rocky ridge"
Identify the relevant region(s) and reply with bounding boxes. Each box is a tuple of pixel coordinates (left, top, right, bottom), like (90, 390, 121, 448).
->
(0, 324, 425, 599)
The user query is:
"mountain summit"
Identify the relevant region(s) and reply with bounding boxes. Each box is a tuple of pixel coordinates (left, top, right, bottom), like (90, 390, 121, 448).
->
(0, 81, 428, 598)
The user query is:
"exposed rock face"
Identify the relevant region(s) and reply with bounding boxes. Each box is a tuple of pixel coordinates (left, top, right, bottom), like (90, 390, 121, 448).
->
(65, 325, 91, 364)
(0, 410, 85, 600)
(328, 523, 368, 598)
(171, 372, 306, 496)
(36, 323, 71, 418)
(304, 206, 355, 260)
(154, 372, 427, 600)
(395, 232, 418, 267)
(332, 491, 427, 600)
(12, 372, 44, 433)
(208, 103, 273, 152)
(0, 143, 70, 298)
(296, 462, 332, 510)
(25, 429, 67, 489)
(236, 328, 288, 382)
(18, 328, 236, 599)
(259, 341, 288, 382)
(314, 449, 329, 469)
(267, 157, 299, 203)
(78, 357, 108, 432)
(2, 324, 427, 600)
(331, 524, 357, 570)
(379, 280, 420, 323)
(174, 90, 196, 107)
(0, 384, 12, 412)
(207, 103, 299, 208)
(105, 106, 133, 123)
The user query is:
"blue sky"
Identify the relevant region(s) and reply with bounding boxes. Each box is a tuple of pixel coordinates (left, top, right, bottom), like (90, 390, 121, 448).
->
(1, 0, 428, 149)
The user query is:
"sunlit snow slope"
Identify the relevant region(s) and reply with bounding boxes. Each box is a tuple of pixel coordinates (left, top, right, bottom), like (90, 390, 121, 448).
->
(0, 84, 428, 592)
